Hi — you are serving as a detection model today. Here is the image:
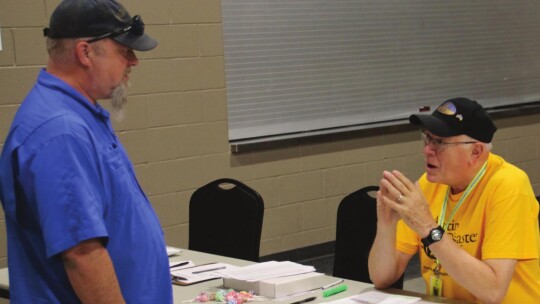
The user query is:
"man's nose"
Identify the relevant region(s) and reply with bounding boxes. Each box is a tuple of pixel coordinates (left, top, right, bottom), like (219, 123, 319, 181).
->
(423, 142, 436, 156)
(127, 49, 139, 66)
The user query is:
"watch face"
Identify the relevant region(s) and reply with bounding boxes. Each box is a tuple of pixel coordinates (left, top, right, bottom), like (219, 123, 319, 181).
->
(432, 229, 443, 241)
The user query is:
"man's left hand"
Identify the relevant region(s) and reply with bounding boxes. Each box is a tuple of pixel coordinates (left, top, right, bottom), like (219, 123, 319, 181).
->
(379, 170, 438, 237)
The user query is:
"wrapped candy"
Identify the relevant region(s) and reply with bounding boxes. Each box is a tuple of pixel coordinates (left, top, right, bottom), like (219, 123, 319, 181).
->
(194, 292, 210, 302)
(214, 290, 227, 302)
(192, 289, 256, 303)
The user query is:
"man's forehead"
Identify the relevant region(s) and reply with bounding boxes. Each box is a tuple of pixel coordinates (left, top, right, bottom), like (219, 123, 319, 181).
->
(424, 129, 467, 140)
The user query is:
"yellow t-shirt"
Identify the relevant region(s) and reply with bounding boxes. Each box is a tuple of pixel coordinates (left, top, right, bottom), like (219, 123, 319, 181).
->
(396, 153, 540, 303)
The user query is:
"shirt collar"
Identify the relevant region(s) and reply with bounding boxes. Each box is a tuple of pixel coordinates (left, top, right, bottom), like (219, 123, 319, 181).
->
(38, 68, 111, 119)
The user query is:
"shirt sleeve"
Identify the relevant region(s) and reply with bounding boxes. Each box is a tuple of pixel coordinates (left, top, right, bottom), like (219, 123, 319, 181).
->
(18, 123, 108, 258)
(482, 169, 539, 260)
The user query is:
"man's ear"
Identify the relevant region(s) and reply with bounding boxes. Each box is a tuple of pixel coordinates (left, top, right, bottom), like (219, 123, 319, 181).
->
(74, 40, 93, 67)
(469, 142, 484, 163)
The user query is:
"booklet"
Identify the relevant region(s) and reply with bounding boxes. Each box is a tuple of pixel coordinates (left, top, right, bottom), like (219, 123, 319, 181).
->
(171, 262, 237, 286)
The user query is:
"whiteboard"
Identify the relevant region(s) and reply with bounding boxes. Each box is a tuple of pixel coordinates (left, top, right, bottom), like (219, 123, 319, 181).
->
(222, 1, 540, 143)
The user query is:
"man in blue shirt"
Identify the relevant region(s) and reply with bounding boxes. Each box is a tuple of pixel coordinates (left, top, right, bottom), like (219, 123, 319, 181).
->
(0, 1, 173, 303)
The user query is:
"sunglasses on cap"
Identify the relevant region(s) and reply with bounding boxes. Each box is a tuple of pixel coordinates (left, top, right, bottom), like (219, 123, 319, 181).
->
(86, 15, 144, 44)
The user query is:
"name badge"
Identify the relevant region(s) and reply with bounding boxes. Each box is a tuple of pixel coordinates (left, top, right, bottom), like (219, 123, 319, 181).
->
(429, 275, 443, 296)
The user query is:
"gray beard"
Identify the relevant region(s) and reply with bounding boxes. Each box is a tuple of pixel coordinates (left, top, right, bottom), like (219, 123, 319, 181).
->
(110, 83, 128, 121)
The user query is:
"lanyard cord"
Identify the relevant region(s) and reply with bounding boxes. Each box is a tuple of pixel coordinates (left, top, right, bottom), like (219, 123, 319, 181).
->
(432, 160, 488, 270)
(438, 160, 488, 230)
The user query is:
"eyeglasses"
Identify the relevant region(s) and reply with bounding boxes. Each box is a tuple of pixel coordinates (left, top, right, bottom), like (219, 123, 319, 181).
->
(87, 15, 144, 44)
(421, 131, 478, 151)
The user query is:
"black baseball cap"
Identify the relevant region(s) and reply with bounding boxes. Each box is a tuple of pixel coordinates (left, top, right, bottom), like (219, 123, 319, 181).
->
(409, 97, 497, 143)
(43, 0, 157, 51)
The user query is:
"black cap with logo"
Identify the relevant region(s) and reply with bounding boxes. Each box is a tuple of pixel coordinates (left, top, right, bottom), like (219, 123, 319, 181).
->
(43, 0, 157, 51)
(409, 97, 497, 143)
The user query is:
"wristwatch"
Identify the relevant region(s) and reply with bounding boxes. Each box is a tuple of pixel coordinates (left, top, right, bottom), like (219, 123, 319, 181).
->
(421, 225, 445, 247)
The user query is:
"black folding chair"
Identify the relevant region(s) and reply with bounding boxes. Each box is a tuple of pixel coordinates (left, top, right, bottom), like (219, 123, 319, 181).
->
(333, 185, 404, 289)
(536, 196, 540, 224)
(189, 178, 264, 262)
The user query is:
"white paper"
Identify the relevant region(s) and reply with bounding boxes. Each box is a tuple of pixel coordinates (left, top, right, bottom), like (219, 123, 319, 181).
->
(222, 261, 316, 281)
(350, 291, 421, 304)
(320, 296, 358, 304)
(166, 246, 182, 256)
(171, 262, 237, 285)
(274, 290, 316, 301)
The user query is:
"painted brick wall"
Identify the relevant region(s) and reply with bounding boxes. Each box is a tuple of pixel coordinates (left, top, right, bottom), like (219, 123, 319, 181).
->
(0, 1, 538, 269)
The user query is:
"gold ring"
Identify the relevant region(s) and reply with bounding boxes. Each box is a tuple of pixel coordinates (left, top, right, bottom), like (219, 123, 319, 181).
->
(397, 194, 404, 202)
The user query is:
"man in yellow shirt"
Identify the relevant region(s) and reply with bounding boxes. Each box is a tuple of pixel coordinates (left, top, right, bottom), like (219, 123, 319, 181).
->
(368, 97, 540, 303)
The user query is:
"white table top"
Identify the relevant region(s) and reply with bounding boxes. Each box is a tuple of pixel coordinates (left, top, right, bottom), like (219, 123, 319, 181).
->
(0, 248, 468, 303)
(0, 268, 7, 290)
(169, 249, 374, 303)
(169, 249, 468, 304)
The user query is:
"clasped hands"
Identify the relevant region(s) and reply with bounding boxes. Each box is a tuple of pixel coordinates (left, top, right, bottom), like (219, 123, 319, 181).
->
(378, 170, 436, 237)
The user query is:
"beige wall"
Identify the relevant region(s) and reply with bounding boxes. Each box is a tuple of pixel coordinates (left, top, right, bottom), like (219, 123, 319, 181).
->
(0, 0, 539, 269)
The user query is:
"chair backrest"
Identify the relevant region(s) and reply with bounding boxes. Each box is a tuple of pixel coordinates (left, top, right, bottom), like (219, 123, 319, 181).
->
(189, 178, 264, 262)
(333, 185, 404, 289)
(537, 196, 540, 223)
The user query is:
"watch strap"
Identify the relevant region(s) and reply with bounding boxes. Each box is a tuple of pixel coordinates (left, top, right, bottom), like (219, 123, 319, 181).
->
(421, 225, 445, 247)
(421, 225, 444, 260)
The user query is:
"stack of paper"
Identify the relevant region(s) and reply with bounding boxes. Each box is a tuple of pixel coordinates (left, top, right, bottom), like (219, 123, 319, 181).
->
(222, 261, 328, 298)
(224, 261, 315, 281)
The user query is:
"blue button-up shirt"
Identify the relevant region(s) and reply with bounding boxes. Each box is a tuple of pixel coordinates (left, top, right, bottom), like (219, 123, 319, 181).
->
(0, 69, 172, 303)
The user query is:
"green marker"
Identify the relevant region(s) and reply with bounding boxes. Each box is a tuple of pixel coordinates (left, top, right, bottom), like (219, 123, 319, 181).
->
(322, 284, 348, 297)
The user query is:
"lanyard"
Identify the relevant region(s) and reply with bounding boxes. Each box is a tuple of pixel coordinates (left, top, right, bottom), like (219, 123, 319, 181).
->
(433, 160, 488, 274)
(438, 160, 488, 229)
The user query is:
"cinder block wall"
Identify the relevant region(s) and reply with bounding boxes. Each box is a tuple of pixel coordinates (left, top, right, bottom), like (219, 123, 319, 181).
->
(0, 0, 539, 268)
